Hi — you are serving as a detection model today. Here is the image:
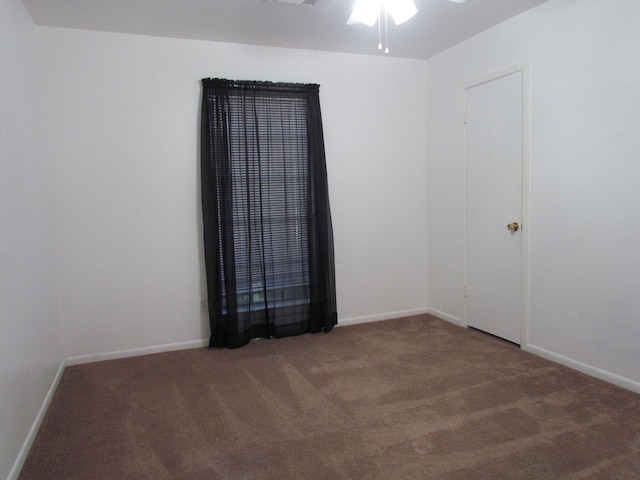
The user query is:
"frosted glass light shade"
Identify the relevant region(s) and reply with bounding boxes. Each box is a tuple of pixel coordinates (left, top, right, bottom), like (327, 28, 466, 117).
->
(384, 0, 417, 25)
(347, 0, 418, 26)
(347, 0, 379, 26)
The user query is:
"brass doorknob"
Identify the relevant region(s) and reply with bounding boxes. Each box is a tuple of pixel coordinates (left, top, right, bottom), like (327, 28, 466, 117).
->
(507, 222, 520, 232)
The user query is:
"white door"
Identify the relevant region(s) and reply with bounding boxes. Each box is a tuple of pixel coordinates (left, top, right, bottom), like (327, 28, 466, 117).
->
(465, 68, 525, 345)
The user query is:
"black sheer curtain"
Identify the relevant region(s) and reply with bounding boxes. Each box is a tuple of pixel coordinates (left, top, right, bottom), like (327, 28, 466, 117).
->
(200, 78, 337, 349)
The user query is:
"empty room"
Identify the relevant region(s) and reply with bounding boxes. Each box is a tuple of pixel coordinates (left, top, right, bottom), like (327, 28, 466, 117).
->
(2, 0, 639, 478)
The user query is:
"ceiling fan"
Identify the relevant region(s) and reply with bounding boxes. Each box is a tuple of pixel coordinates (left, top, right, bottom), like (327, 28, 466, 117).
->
(348, 0, 467, 53)
(348, 0, 467, 27)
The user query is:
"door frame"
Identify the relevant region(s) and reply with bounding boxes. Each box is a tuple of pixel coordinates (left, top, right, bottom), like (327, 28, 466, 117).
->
(463, 61, 531, 348)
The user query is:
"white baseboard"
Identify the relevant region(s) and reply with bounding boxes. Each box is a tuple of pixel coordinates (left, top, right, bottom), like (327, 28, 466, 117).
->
(426, 308, 466, 328)
(338, 307, 430, 327)
(524, 344, 640, 395)
(7, 360, 67, 480)
(65, 339, 209, 366)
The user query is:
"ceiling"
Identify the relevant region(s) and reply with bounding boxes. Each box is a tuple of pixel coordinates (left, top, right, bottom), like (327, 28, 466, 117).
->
(22, 0, 550, 60)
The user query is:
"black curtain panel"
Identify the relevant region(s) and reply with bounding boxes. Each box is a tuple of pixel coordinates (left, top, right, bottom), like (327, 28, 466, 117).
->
(200, 78, 337, 349)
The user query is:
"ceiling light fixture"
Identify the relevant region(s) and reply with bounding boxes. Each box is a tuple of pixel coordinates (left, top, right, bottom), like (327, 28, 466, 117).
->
(348, 0, 417, 27)
(348, 0, 468, 54)
(262, 0, 317, 5)
(347, 0, 418, 54)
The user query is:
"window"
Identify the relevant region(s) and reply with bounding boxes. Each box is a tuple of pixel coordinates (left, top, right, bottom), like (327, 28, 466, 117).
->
(221, 93, 310, 314)
(201, 79, 337, 348)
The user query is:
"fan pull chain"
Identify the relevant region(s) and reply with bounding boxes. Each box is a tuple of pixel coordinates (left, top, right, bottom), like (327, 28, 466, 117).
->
(384, 10, 389, 53)
(378, 9, 382, 50)
(377, 7, 390, 53)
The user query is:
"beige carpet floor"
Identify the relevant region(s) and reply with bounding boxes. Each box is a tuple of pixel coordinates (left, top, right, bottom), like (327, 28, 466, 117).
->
(19, 315, 640, 479)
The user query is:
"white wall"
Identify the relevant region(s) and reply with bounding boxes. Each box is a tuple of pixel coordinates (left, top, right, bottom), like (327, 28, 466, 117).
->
(0, 0, 63, 477)
(38, 28, 429, 358)
(3, 0, 639, 474)
(426, 0, 640, 388)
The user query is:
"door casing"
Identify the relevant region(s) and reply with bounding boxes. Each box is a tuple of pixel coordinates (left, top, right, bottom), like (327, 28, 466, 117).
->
(463, 61, 531, 347)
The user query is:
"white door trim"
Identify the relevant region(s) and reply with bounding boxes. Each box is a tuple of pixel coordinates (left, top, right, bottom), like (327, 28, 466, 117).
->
(462, 61, 531, 348)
